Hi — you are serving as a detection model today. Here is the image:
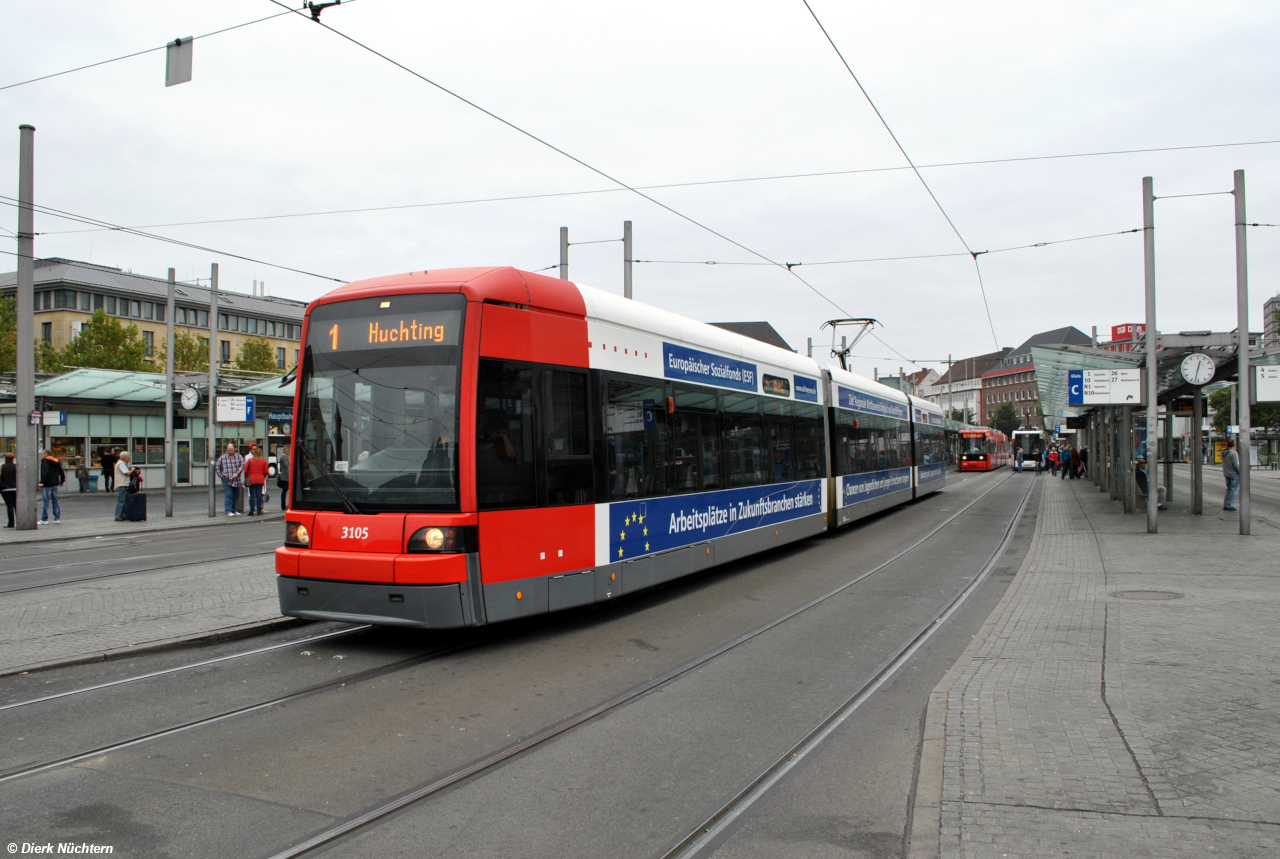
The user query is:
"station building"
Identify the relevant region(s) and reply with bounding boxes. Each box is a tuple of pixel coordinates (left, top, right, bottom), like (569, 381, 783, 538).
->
(924, 349, 1010, 424)
(981, 326, 1092, 428)
(0, 257, 307, 370)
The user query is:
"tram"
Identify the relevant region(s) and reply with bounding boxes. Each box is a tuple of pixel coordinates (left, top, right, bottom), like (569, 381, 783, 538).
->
(276, 266, 948, 628)
(958, 428, 1011, 472)
(1010, 428, 1047, 468)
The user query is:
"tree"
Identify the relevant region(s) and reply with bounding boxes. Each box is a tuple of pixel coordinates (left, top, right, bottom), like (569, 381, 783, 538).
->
(1209, 385, 1280, 436)
(235, 336, 278, 373)
(948, 406, 976, 424)
(37, 339, 64, 373)
(0, 296, 15, 373)
(58, 309, 148, 372)
(153, 330, 209, 373)
(988, 401, 1021, 437)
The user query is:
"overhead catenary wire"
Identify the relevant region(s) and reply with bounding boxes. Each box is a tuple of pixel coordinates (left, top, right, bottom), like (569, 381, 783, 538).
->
(801, 0, 1000, 352)
(262, 0, 866, 350)
(0, 195, 345, 283)
(36, 142, 1280, 237)
(0, 5, 327, 92)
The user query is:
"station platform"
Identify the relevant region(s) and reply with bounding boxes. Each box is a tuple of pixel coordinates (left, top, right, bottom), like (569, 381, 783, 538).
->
(910, 471, 1280, 857)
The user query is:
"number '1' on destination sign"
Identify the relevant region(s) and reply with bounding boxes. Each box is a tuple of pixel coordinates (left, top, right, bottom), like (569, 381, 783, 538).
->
(322, 310, 462, 351)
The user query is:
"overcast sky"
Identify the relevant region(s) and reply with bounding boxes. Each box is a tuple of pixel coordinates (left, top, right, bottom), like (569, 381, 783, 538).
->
(2, 1, 1278, 379)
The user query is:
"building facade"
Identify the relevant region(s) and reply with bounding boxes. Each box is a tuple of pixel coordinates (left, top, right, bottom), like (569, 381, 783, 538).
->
(0, 258, 307, 371)
(981, 326, 1092, 428)
(925, 349, 1010, 424)
(1265, 293, 1280, 344)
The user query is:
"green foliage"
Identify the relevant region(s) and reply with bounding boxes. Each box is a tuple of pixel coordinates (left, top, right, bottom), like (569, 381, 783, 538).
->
(235, 336, 278, 373)
(0, 296, 14, 373)
(1209, 385, 1280, 435)
(37, 339, 64, 373)
(948, 406, 976, 425)
(988, 401, 1021, 437)
(154, 330, 209, 373)
(59, 309, 148, 372)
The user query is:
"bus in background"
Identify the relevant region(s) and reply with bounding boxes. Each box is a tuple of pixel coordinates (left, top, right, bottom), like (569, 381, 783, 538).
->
(958, 428, 1011, 472)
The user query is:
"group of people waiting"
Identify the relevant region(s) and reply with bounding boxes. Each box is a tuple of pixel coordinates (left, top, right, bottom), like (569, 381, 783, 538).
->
(214, 443, 289, 517)
(1013, 444, 1089, 479)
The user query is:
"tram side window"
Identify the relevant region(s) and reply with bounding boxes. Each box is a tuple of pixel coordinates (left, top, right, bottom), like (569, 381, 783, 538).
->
(832, 410, 906, 475)
(605, 377, 668, 500)
(477, 359, 537, 509)
(545, 369, 594, 506)
(763, 400, 795, 483)
(723, 392, 765, 487)
(669, 385, 720, 492)
(917, 425, 946, 465)
(792, 403, 825, 480)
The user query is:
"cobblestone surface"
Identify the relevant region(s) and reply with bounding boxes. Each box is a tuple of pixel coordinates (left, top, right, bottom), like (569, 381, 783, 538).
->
(0, 555, 280, 672)
(929, 475, 1280, 857)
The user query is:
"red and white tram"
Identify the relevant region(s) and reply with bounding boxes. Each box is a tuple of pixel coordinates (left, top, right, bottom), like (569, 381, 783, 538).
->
(277, 267, 948, 628)
(958, 428, 1011, 472)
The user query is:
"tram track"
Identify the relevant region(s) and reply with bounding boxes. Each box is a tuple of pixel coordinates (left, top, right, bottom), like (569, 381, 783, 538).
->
(262, 470, 1025, 859)
(0, 469, 1021, 857)
(0, 545, 279, 594)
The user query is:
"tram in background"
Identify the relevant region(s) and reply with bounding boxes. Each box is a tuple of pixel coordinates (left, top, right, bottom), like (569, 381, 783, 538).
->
(1010, 428, 1047, 468)
(276, 266, 948, 629)
(958, 427, 1011, 471)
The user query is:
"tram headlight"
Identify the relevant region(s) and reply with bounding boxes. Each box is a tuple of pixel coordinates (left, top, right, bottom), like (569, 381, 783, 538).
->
(407, 525, 476, 554)
(286, 522, 310, 547)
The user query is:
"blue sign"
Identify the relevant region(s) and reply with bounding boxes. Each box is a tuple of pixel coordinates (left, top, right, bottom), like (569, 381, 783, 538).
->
(268, 411, 293, 422)
(793, 375, 819, 403)
(244, 395, 256, 421)
(915, 408, 945, 427)
(918, 462, 946, 483)
(663, 343, 757, 392)
(840, 467, 912, 506)
(608, 480, 822, 561)
(1068, 370, 1083, 405)
(837, 386, 909, 421)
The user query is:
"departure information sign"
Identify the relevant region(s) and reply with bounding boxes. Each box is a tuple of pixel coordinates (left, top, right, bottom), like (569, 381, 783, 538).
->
(318, 308, 462, 352)
(1068, 368, 1142, 405)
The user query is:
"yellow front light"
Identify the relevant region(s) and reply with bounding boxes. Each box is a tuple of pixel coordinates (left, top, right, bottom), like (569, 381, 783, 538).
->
(424, 527, 445, 550)
(296, 524, 309, 545)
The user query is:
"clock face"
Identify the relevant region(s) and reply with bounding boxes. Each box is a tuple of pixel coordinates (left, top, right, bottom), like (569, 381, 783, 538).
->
(1180, 353, 1214, 386)
(180, 388, 200, 410)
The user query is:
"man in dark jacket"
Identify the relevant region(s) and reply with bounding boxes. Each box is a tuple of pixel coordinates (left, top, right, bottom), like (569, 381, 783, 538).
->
(1, 452, 16, 528)
(100, 449, 116, 492)
(38, 449, 65, 525)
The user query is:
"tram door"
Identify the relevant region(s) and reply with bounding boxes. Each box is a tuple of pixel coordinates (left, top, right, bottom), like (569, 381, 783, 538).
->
(176, 441, 191, 484)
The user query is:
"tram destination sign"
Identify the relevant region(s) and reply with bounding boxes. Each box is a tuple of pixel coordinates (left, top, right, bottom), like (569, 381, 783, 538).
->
(319, 308, 462, 352)
(1068, 368, 1143, 405)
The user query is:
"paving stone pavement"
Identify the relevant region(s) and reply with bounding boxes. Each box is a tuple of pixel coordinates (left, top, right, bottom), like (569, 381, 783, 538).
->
(0, 555, 281, 673)
(922, 474, 1280, 857)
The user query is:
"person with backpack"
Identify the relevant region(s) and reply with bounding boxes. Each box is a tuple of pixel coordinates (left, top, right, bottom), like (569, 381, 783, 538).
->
(37, 449, 65, 525)
(1059, 446, 1074, 480)
(75, 458, 90, 492)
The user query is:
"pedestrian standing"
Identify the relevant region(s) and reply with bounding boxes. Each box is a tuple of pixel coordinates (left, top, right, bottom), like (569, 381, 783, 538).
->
(1059, 446, 1073, 480)
(1049, 447, 1060, 476)
(37, 449, 65, 525)
(1079, 446, 1089, 478)
(1, 452, 16, 528)
(1222, 438, 1241, 511)
(245, 443, 269, 515)
(276, 450, 290, 511)
(113, 451, 133, 520)
(1035, 449, 1043, 475)
(101, 449, 116, 492)
(1015, 448, 1024, 473)
(75, 458, 89, 492)
(216, 443, 245, 517)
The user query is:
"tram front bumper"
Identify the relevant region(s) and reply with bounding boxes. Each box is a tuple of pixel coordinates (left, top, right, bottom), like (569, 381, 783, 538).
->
(277, 576, 468, 629)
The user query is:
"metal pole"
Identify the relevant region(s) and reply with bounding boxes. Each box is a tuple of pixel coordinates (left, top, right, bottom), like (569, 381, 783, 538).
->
(1142, 176, 1158, 532)
(165, 269, 175, 517)
(15, 125, 37, 530)
(1122, 406, 1134, 512)
(208, 263, 219, 517)
(807, 338, 813, 358)
(1191, 387, 1203, 514)
(1163, 406, 1173, 503)
(623, 219, 633, 299)
(559, 227, 568, 281)
(1234, 168, 1251, 535)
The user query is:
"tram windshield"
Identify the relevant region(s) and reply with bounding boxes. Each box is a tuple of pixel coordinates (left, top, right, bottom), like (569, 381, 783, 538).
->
(294, 293, 465, 512)
(961, 433, 990, 456)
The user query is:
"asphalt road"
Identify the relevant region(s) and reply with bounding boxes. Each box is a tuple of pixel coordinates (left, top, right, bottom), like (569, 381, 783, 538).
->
(0, 520, 283, 593)
(0, 469, 1040, 859)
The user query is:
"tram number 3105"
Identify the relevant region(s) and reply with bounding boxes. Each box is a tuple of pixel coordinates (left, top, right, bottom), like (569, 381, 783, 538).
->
(340, 526, 370, 540)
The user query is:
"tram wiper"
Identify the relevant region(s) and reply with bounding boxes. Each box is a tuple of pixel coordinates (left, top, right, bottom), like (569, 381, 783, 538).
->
(295, 439, 365, 516)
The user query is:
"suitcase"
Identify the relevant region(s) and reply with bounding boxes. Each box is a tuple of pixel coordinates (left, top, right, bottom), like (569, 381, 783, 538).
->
(124, 492, 147, 521)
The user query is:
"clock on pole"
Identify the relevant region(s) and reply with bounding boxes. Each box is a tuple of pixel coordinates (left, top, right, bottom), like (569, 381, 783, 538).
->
(1180, 353, 1214, 386)
(179, 386, 200, 410)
